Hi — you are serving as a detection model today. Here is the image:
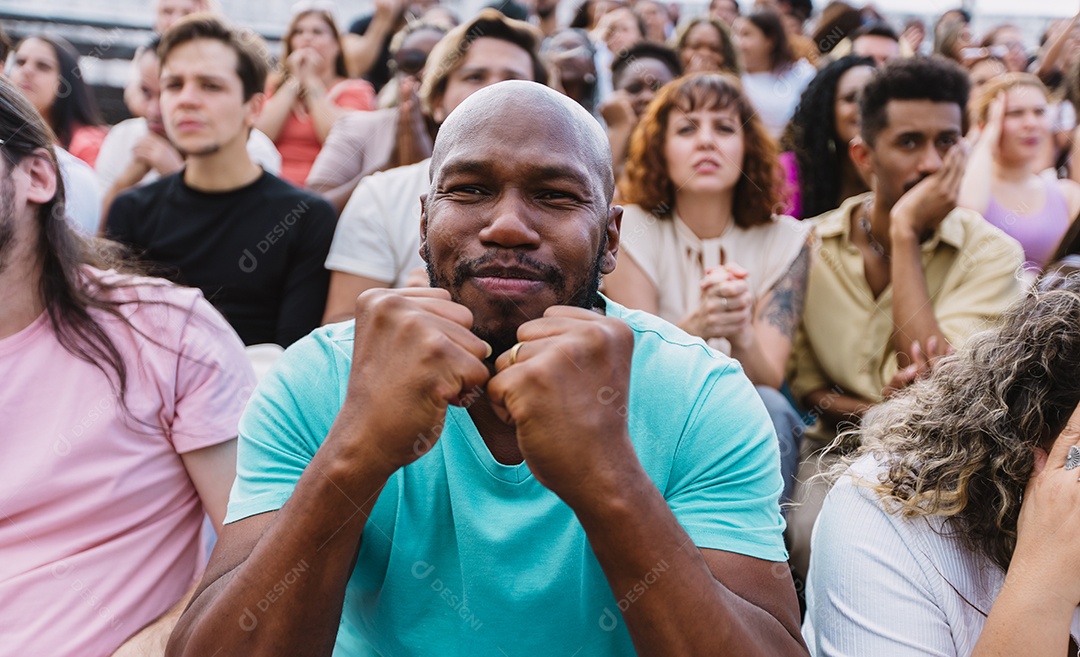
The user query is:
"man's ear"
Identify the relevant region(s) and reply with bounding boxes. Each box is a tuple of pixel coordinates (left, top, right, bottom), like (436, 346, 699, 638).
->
(417, 193, 429, 263)
(849, 136, 875, 188)
(602, 205, 622, 275)
(24, 149, 58, 206)
(243, 91, 266, 127)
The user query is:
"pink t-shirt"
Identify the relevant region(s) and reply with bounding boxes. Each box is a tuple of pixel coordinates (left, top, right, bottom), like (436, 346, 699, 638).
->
(275, 78, 375, 185)
(0, 270, 256, 657)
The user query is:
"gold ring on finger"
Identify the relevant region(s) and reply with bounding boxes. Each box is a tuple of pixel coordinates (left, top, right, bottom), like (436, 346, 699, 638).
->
(508, 342, 524, 366)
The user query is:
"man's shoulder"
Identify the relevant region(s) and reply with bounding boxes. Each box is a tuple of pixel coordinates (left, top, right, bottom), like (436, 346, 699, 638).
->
(805, 194, 862, 240)
(605, 298, 735, 381)
(251, 172, 337, 219)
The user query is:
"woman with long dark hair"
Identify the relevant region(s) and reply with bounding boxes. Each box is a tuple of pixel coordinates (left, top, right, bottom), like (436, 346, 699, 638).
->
(780, 55, 875, 219)
(9, 34, 107, 166)
(806, 273, 1080, 655)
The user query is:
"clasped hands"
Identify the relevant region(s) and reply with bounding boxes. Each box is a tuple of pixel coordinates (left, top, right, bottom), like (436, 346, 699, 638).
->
(686, 263, 755, 349)
(339, 288, 637, 500)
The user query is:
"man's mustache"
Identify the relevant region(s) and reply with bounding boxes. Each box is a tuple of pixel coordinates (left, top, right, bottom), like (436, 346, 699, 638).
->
(903, 173, 931, 194)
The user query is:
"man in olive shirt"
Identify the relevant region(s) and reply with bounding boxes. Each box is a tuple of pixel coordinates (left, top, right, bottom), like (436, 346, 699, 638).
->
(786, 57, 1024, 576)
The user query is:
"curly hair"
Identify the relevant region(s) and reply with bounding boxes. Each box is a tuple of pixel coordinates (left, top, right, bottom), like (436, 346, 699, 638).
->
(620, 73, 782, 226)
(836, 275, 1080, 572)
(671, 17, 742, 76)
(860, 56, 970, 147)
(781, 55, 874, 219)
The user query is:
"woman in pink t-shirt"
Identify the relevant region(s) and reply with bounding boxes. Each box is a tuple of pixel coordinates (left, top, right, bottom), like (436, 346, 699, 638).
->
(9, 34, 108, 166)
(257, 7, 375, 185)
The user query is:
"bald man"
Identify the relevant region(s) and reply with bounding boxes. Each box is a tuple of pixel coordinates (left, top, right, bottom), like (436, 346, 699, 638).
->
(167, 81, 807, 657)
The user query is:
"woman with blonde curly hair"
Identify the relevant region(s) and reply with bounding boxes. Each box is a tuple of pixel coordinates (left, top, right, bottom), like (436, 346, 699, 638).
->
(605, 72, 811, 503)
(805, 273, 1080, 655)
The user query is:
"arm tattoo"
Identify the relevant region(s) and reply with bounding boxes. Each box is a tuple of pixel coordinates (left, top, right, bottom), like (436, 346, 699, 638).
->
(762, 241, 811, 340)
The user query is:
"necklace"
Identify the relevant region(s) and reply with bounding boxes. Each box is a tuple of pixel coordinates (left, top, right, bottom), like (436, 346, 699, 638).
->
(858, 197, 889, 260)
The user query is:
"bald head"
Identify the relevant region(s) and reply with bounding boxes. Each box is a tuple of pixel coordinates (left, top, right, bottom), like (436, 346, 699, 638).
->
(431, 81, 615, 203)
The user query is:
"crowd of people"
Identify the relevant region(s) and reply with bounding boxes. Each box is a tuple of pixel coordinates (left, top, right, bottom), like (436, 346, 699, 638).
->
(5, 0, 1080, 655)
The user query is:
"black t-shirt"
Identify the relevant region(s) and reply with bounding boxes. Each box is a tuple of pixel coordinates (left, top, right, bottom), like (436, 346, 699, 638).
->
(105, 170, 336, 347)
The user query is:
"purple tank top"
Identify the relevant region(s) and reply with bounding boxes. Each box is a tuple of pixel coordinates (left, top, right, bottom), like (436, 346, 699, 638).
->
(984, 176, 1071, 270)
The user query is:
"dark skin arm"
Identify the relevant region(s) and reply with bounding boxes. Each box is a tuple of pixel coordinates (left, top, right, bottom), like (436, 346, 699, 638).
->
(487, 308, 807, 656)
(167, 288, 492, 656)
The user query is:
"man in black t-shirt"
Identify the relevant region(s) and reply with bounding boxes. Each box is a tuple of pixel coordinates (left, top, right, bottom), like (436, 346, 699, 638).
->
(106, 16, 335, 347)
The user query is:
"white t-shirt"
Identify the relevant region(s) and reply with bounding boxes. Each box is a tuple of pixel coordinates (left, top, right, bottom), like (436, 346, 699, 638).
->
(324, 159, 430, 287)
(804, 454, 1080, 656)
(95, 118, 282, 191)
(55, 146, 105, 235)
(741, 59, 817, 138)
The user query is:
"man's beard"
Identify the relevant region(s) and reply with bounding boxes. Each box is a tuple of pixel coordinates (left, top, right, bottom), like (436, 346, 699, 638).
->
(423, 236, 607, 357)
(0, 176, 17, 276)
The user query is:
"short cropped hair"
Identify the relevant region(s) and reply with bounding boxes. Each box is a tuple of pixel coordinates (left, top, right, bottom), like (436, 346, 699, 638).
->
(158, 14, 270, 101)
(860, 56, 970, 146)
(420, 8, 546, 116)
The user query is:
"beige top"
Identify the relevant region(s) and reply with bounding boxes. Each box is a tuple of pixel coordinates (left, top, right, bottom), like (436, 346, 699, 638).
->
(788, 192, 1025, 441)
(618, 203, 811, 325)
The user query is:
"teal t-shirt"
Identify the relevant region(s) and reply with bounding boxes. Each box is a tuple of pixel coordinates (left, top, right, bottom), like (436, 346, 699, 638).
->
(226, 298, 787, 656)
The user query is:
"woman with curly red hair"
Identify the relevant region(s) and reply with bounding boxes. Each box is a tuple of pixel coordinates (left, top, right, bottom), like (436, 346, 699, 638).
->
(605, 72, 811, 503)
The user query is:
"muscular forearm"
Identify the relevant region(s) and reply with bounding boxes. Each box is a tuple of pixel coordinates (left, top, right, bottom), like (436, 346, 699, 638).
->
(572, 460, 806, 657)
(166, 429, 391, 657)
(889, 227, 947, 362)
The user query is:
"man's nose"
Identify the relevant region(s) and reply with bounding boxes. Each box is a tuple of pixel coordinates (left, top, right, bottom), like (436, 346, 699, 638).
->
(478, 192, 541, 248)
(917, 143, 944, 174)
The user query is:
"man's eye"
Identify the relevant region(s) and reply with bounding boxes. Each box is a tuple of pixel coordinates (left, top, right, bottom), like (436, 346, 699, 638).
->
(540, 191, 575, 201)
